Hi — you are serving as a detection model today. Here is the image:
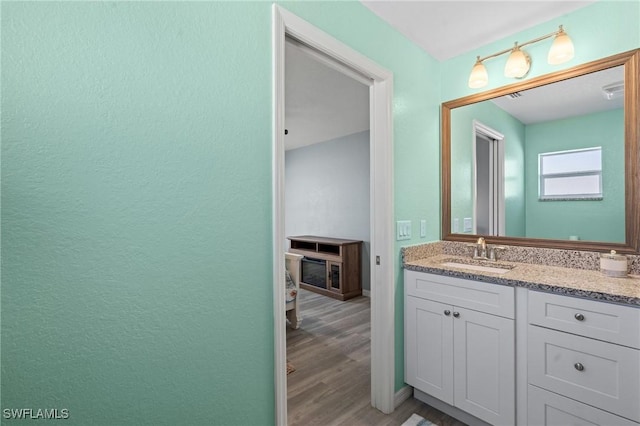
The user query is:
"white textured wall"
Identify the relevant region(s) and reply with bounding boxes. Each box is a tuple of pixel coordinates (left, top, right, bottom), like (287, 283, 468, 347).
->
(285, 131, 371, 290)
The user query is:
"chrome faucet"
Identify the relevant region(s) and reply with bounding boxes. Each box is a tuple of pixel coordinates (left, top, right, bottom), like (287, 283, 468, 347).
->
(471, 237, 506, 261)
(476, 237, 487, 259)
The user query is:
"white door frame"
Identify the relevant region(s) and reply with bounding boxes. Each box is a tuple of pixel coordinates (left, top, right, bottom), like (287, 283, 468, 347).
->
(472, 120, 505, 236)
(272, 5, 395, 425)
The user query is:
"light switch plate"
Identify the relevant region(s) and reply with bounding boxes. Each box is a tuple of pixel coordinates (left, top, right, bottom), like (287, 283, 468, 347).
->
(463, 217, 472, 233)
(453, 218, 460, 233)
(420, 220, 426, 238)
(396, 220, 411, 240)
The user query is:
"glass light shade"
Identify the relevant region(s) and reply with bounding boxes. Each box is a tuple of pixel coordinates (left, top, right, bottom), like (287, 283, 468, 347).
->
(548, 32, 575, 64)
(504, 47, 530, 78)
(468, 60, 488, 88)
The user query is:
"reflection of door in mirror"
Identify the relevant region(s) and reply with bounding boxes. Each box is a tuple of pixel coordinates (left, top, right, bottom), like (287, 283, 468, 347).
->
(474, 121, 505, 236)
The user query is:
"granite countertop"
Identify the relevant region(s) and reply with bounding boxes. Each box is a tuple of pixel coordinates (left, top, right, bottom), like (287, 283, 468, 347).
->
(404, 252, 640, 307)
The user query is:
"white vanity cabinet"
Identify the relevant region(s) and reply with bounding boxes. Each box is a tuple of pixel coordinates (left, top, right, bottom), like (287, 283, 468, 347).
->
(527, 290, 640, 425)
(405, 270, 515, 425)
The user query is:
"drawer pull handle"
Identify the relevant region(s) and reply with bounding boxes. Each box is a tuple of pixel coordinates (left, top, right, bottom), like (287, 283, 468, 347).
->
(574, 363, 585, 372)
(453, 312, 460, 318)
(574, 313, 585, 321)
(444, 310, 451, 316)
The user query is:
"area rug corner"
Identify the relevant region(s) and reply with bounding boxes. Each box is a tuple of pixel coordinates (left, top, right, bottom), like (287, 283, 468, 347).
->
(401, 413, 436, 426)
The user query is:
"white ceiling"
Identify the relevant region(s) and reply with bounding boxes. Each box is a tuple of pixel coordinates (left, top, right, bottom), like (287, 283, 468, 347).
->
(285, 41, 369, 151)
(285, 1, 600, 150)
(360, 1, 596, 61)
(490, 66, 624, 125)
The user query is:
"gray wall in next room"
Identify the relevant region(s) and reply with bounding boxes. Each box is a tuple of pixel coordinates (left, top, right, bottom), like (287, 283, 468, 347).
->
(285, 130, 370, 291)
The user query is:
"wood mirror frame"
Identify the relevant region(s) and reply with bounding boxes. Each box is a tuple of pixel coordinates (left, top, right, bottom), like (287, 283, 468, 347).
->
(441, 49, 639, 254)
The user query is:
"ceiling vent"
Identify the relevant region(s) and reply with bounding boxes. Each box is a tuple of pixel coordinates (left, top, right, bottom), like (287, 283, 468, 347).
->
(602, 81, 624, 100)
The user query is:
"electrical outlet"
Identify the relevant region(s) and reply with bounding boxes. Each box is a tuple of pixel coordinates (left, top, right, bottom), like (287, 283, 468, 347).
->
(453, 218, 460, 233)
(463, 217, 472, 233)
(420, 220, 426, 238)
(396, 220, 411, 241)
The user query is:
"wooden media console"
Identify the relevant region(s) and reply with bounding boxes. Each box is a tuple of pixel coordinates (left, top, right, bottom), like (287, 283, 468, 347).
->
(288, 235, 362, 301)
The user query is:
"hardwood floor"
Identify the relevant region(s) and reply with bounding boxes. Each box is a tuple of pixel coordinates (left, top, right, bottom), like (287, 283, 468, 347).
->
(286, 289, 466, 426)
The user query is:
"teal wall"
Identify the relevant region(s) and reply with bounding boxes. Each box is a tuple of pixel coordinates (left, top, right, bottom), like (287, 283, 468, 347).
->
(450, 102, 526, 237)
(2, 2, 275, 425)
(1, 1, 440, 423)
(524, 109, 625, 242)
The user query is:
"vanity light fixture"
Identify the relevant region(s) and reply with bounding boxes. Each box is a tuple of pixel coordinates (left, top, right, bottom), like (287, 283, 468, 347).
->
(504, 43, 531, 78)
(468, 25, 575, 88)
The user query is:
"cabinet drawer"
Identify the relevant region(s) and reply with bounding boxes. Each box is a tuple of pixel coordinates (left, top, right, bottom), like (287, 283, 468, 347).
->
(528, 325, 640, 422)
(528, 290, 640, 348)
(528, 385, 639, 426)
(405, 270, 514, 318)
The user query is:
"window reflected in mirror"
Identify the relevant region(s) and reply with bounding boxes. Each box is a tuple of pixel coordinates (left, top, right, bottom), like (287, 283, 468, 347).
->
(538, 147, 603, 201)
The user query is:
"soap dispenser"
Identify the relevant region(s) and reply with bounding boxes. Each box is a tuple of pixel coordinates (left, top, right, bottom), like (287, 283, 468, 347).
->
(600, 250, 628, 278)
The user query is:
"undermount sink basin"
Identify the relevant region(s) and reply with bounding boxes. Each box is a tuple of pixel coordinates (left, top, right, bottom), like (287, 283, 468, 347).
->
(441, 261, 513, 275)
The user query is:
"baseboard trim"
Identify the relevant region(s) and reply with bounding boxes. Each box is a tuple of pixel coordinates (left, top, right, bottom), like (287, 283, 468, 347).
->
(394, 385, 413, 408)
(363, 289, 371, 297)
(413, 389, 490, 426)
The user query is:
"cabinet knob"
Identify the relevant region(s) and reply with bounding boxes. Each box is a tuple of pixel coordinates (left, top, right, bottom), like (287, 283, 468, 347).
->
(453, 312, 460, 318)
(444, 310, 451, 316)
(574, 313, 585, 321)
(574, 362, 585, 372)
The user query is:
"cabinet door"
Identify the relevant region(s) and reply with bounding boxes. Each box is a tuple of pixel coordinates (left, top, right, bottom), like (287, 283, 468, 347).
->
(328, 261, 341, 293)
(405, 296, 454, 405)
(453, 307, 515, 426)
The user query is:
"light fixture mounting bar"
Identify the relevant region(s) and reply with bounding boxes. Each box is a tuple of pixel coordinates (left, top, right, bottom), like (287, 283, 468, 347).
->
(517, 26, 564, 50)
(476, 25, 565, 63)
(476, 46, 515, 64)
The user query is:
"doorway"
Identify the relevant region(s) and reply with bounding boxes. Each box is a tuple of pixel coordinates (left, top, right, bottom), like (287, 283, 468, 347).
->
(473, 121, 505, 236)
(273, 5, 395, 425)
(284, 35, 371, 424)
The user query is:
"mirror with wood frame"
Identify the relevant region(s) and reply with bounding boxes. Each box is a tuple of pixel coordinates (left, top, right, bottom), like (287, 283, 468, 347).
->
(441, 49, 639, 254)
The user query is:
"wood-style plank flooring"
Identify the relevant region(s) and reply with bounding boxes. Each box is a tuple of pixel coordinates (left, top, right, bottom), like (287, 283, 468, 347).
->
(286, 289, 466, 426)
